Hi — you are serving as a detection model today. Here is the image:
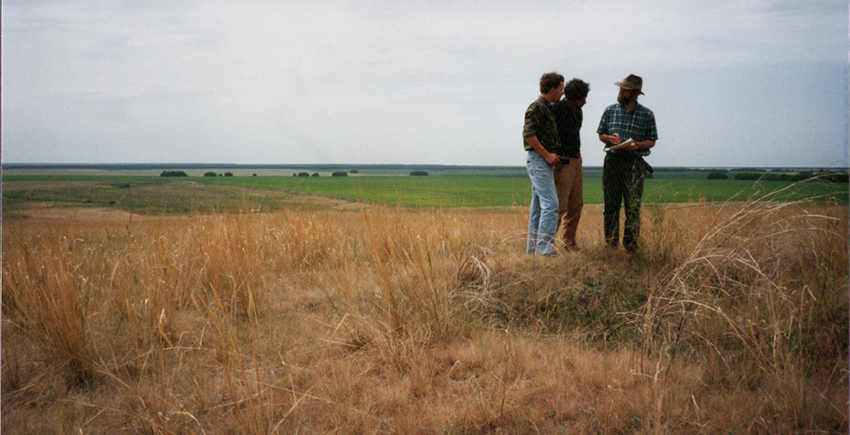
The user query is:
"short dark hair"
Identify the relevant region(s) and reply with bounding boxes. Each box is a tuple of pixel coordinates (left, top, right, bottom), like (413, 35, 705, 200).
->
(539, 72, 565, 94)
(564, 78, 589, 101)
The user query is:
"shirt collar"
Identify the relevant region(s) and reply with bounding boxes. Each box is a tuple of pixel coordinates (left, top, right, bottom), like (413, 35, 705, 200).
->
(618, 101, 641, 113)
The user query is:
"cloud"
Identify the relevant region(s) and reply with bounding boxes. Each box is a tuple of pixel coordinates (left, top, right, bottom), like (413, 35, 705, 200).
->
(2, 0, 848, 166)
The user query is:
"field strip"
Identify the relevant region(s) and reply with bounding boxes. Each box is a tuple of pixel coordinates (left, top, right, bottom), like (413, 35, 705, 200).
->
(13, 202, 144, 221)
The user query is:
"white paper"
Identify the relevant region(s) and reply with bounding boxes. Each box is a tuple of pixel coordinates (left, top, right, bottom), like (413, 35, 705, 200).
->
(604, 138, 634, 152)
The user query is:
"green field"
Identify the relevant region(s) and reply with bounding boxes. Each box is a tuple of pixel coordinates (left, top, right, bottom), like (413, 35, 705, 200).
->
(2, 171, 847, 214)
(199, 175, 849, 207)
(197, 175, 532, 207)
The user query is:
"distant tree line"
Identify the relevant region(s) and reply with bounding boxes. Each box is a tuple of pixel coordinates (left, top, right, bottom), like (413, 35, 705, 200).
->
(160, 170, 188, 177)
(702, 170, 849, 183)
(289, 171, 349, 177)
(733, 172, 849, 183)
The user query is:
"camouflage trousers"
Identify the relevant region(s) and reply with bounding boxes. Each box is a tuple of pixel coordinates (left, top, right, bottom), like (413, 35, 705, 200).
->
(602, 153, 647, 250)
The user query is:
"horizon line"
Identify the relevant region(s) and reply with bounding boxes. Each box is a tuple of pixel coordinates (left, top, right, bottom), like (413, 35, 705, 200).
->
(2, 163, 849, 171)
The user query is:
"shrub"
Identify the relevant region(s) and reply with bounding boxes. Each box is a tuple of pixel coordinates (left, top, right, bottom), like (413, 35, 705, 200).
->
(332, 171, 348, 177)
(160, 170, 188, 177)
(410, 171, 428, 176)
(707, 171, 728, 180)
(204, 172, 218, 177)
(822, 172, 850, 183)
(734, 172, 762, 180)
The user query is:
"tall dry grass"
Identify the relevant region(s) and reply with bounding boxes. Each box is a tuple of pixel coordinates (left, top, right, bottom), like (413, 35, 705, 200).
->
(2, 197, 847, 434)
(636, 198, 849, 433)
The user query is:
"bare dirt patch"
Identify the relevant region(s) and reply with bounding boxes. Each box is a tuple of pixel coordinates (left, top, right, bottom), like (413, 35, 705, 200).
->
(11, 202, 144, 221)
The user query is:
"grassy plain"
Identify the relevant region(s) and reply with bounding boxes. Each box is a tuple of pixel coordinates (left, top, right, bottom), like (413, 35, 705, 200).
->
(2, 173, 849, 434)
(197, 174, 850, 206)
(3, 172, 847, 212)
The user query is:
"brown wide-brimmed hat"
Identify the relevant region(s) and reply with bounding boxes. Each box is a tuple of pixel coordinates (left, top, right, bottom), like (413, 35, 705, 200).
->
(615, 74, 644, 95)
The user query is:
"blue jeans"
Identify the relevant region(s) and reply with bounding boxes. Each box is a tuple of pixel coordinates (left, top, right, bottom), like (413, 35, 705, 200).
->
(526, 151, 558, 255)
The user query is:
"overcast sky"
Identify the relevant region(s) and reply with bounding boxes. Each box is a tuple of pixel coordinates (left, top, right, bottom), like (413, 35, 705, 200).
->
(3, 0, 849, 168)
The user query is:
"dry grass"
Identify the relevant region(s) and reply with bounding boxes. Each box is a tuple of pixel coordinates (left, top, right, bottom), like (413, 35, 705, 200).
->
(2, 198, 847, 434)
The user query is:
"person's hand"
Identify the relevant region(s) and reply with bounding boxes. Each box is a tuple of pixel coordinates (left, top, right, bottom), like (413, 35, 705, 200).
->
(545, 152, 562, 167)
(608, 133, 621, 145)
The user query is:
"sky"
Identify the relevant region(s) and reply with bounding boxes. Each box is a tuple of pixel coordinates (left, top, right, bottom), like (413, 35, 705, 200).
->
(2, 0, 849, 168)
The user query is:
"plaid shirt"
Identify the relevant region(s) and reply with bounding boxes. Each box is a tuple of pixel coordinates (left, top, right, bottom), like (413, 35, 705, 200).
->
(596, 103, 658, 156)
(523, 96, 561, 153)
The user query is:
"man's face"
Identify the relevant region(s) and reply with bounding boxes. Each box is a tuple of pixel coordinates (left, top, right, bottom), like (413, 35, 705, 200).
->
(566, 94, 586, 109)
(617, 87, 636, 105)
(546, 82, 565, 103)
(575, 95, 587, 108)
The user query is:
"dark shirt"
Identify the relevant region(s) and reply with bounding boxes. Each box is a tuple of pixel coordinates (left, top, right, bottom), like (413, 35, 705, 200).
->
(522, 96, 561, 153)
(551, 101, 583, 158)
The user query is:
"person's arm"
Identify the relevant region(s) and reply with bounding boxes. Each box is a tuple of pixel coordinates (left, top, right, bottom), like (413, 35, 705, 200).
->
(629, 109, 658, 151)
(526, 136, 562, 166)
(600, 136, 654, 152)
(634, 140, 656, 151)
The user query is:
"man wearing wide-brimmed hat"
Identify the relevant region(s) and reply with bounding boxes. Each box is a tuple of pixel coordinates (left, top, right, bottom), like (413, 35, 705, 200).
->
(596, 74, 658, 252)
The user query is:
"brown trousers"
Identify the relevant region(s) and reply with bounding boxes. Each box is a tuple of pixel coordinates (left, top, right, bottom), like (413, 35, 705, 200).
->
(553, 156, 583, 247)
